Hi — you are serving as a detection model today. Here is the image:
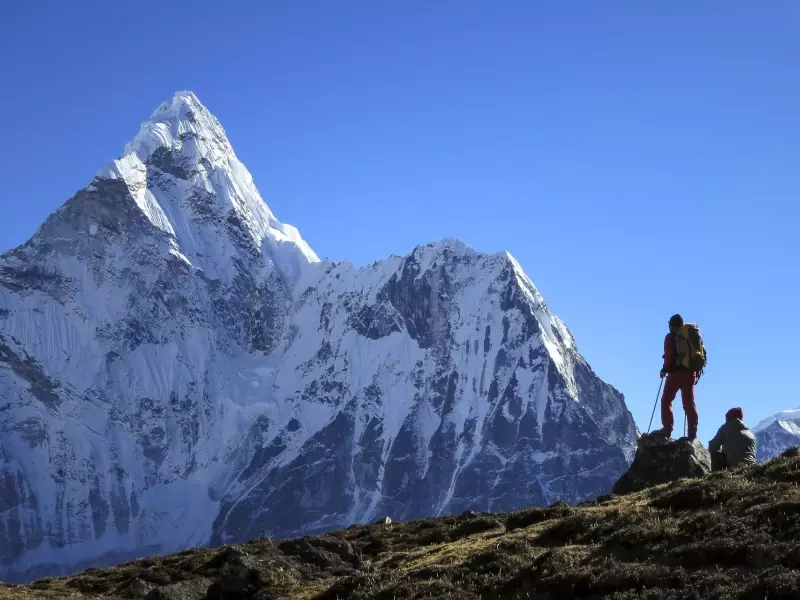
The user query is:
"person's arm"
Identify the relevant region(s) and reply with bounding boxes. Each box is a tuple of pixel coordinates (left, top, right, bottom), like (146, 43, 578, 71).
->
(708, 424, 725, 452)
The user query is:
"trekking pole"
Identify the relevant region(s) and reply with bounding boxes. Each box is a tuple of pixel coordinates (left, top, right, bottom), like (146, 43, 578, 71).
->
(647, 379, 665, 433)
(683, 415, 687, 438)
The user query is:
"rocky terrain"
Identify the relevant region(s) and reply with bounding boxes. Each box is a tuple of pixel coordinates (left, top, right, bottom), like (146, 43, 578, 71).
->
(4, 447, 800, 599)
(0, 91, 637, 580)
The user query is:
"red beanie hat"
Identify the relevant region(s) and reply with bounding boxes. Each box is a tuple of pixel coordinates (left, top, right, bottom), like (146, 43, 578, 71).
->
(726, 407, 744, 422)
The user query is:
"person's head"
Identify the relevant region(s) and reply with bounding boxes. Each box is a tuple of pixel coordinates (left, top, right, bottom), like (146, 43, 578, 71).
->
(668, 314, 684, 332)
(726, 407, 744, 422)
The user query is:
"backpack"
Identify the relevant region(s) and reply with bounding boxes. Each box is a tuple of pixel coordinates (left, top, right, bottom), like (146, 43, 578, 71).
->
(674, 323, 707, 374)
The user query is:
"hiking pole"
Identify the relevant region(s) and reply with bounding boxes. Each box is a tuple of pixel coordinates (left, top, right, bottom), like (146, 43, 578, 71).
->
(647, 379, 665, 433)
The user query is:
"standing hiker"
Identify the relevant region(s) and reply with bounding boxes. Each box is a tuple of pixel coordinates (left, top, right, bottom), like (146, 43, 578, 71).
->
(652, 314, 706, 440)
(708, 407, 757, 470)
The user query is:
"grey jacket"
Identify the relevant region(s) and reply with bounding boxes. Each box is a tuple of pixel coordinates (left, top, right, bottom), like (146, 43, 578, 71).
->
(708, 418, 756, 468)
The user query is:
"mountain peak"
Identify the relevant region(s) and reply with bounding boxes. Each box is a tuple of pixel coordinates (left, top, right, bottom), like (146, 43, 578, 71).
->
(752, 407, 800, 462)
(753, 408, 800, 433)
(0, 92, 637, 581)
(90, 91, 318, 280)
(112, 90, 228, 168)
(153, 90, 203, 117)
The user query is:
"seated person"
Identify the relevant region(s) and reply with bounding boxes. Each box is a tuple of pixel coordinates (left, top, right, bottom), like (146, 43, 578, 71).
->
(708, 407, 756, 471)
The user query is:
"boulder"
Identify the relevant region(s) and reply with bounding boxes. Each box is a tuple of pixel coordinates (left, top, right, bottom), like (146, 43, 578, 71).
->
(612, 432, 711, 495)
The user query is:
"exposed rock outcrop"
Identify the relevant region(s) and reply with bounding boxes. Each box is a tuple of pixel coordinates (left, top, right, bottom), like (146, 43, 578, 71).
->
(612, 432, 711, 495)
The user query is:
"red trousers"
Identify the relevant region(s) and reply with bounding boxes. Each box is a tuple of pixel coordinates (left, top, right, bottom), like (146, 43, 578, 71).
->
(661, 371, 698, 435)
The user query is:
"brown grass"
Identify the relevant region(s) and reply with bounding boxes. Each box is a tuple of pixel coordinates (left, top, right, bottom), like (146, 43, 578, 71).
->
(6, 451, 800, 599)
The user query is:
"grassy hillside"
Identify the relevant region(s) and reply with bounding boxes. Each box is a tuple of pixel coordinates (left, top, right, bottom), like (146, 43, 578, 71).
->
(4, 449, 800, 599)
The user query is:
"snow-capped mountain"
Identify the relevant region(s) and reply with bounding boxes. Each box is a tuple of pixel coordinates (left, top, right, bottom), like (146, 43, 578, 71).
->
(753, 409, 800, 462)
(0, 91, 638, 581)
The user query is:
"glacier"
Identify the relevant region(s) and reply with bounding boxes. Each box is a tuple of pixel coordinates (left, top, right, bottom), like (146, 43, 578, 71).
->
(0, 91, 638, 581)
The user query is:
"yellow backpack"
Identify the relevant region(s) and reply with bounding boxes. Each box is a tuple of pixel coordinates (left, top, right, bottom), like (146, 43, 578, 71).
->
(674, 323, 707, 374)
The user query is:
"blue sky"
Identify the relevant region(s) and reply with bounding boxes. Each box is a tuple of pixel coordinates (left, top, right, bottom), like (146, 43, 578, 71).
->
(1, 1, 798, 443)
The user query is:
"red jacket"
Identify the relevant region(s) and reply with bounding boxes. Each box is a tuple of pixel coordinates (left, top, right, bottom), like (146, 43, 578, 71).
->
(663, 333, 680, 372)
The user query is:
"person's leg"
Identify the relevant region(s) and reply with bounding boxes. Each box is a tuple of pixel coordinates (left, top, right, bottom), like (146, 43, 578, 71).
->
(679, 373, 698, 438)
(657, 376, 680, 435)
(711, 451, 728, 472)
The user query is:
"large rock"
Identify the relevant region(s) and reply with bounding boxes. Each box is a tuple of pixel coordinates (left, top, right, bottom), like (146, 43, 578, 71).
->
(612, 432, 711, 495)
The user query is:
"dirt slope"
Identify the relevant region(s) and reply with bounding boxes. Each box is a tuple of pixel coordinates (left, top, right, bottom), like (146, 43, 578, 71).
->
(4, 449, 800, 600)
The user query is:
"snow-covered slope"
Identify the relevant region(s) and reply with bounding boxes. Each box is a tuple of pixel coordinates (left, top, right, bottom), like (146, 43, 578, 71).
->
(0, 91, 638, 582)
(753, 409, 800, 462)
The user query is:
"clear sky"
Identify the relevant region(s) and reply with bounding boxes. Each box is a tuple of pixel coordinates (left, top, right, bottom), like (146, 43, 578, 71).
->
(1, 1, 798, 443)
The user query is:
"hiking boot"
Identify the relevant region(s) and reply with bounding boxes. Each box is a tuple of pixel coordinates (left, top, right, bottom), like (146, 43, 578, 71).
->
(650, 427, 672, 438)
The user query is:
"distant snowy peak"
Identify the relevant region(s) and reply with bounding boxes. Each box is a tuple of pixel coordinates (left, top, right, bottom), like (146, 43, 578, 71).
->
(753, 409, 800, 434)
(753, 407, 800, 462)
(96, 90, 317, 281)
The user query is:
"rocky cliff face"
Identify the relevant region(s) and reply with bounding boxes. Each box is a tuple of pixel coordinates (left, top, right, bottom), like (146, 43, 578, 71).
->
(0, 91, 638, 581)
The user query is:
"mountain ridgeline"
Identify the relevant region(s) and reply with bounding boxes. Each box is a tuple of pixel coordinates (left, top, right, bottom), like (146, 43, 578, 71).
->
(0, 92, 638, 581)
